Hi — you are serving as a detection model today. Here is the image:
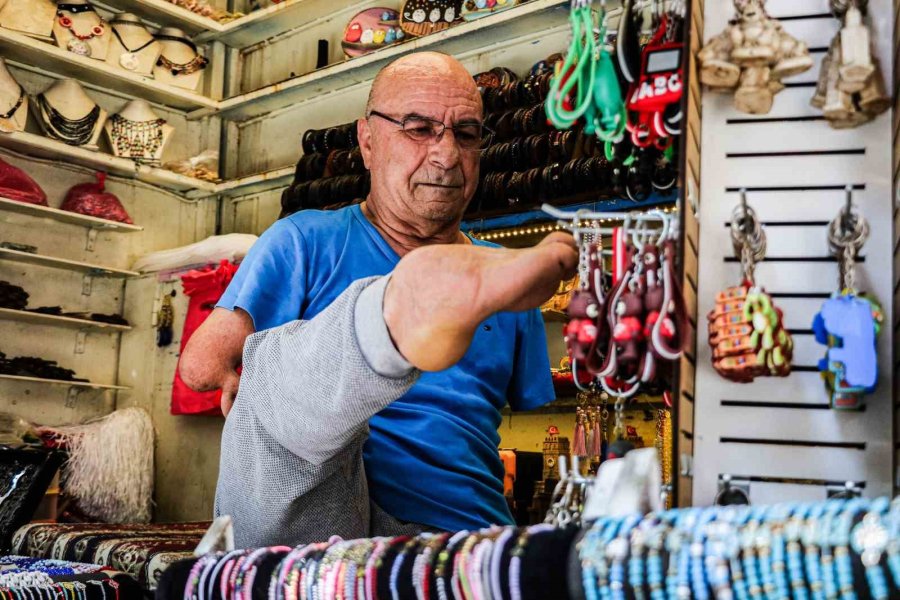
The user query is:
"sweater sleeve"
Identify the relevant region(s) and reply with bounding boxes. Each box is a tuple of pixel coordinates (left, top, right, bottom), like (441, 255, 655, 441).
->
(237, 275, 419, 466)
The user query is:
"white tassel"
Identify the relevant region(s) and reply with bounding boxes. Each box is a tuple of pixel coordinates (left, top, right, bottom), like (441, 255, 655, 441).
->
(43, 408, 155, 523)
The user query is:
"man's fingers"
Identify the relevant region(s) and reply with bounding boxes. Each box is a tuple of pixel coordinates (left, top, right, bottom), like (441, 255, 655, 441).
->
(220, 372, 240, 417)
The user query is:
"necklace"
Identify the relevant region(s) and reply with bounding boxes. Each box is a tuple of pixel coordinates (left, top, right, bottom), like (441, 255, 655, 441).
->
(36, 93, 100, 146)
(155, 34, 209, 76)
(56, 4, 106, 57)
(109, 113, 166, 164)
(110, 23, 158, 70)
(0, 84, 25, 132)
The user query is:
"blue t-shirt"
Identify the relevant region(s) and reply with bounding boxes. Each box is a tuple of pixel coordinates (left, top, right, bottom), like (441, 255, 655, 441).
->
(217, 204, 554, 531)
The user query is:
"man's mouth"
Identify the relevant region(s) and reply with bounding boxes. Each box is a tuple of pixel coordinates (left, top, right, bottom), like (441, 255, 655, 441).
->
(418, 183, 463, 189)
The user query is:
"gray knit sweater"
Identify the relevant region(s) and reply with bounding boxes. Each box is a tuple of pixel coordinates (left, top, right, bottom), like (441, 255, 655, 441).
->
(214, 276, 428, 548)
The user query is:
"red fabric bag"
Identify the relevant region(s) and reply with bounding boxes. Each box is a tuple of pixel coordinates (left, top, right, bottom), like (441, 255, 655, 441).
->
(171, 260, 239, 416)
(0, 157, 48, 206)
(61, 172, 133, 224)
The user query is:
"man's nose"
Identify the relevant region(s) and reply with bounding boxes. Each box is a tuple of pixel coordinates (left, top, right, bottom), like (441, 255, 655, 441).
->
(427, 128, 462, 169)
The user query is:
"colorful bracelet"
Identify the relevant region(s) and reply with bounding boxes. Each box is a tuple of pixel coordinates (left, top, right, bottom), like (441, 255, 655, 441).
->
(851, 497, 890, 600)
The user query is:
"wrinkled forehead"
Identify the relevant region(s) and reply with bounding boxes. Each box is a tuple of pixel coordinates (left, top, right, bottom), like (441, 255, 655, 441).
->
(375, 62, 483, 121)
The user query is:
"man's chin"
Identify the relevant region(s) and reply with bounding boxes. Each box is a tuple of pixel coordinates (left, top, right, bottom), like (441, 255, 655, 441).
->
(413, 190, 469, 221)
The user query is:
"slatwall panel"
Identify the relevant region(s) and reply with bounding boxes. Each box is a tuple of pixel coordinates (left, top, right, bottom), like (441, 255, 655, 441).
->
(692, 0, 894, 505)
(675, 0, 703, 508)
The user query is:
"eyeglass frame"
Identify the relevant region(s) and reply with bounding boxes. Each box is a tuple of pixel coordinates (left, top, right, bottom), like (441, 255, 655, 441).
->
(366, 110, 495, 152)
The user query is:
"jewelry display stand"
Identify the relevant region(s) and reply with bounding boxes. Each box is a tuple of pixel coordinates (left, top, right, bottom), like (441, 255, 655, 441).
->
(104, 99, 174, 165)
(153, 27, 207, 92)
(0, 0, 55, 38)
(105, 14, 161, 75)
(52, 0, 111, 60)
(0, 59, 29, 133)
(34, 79, 107, 148)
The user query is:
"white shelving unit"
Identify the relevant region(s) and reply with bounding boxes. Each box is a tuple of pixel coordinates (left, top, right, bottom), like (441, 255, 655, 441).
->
(215, 166, 294, 198)
(0, 374, 129, 390)
(0, 197, 143, 231)
(194, 0, 347, 47)
(0, 308, 132, 332)
(0, 247, 139, 277)
(0, 28, 218, 112)
(96, 0, 224, 37)
(194, 0, 571, 121)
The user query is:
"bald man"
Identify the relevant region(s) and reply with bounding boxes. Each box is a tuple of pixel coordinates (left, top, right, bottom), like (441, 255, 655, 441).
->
(181, 52, 564, 545)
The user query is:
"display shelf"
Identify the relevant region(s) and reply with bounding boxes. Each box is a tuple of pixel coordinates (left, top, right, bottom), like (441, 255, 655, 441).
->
(0, 308, 132, 332)
(0, 373, 129, 390)
(194, 0, 342, 47)
(0, 131, 218, 197)
(0, 197, 143, 231)
(217, 166, 294, 198)
(0, 28, 218, 112)
(0, 247, 139, 277)
(98, 0, 225, 37)
(197, 0, 574, 121)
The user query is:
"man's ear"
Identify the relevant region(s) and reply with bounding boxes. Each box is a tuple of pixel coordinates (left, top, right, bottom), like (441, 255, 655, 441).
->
(357, 117, 373, 170)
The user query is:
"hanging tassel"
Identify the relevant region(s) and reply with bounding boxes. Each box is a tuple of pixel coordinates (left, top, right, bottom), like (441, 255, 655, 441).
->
(590, 408, 602, 458)
(37, 408, 155, 523)
(156, 290, 175, 347)
(572, 407, 587, 457)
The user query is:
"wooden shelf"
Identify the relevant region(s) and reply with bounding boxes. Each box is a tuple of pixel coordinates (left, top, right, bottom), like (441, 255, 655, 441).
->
(0, 308, 132, 332)
(197, 0, 572, 121)
(0, 247, 139, 277)
(0, 197, 143, 231)
(195, 0, 340, 47)
(0, 131, 218, 197)
(97, 0, 225, 37)
(0, 27, 218, 112)
(0, 373, 129, 390)
(217, 166, 294, 198)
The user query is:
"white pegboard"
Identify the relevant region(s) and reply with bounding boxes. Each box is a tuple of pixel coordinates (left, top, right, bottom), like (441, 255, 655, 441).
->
(692, 0, 894, 505)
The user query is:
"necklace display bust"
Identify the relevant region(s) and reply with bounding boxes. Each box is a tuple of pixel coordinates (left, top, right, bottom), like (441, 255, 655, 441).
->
(0, 0, 55, 38)
(153, 27, 207, 91)
(0, 59, 28, 133)
(35, 79, 107, 148)
(104, 99, 174, 165)
(52, 0, 111, 60)
(105, 13, 160, 75)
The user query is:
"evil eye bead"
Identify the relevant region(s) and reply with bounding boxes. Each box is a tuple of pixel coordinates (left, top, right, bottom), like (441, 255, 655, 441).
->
(372, 29, 386, 44)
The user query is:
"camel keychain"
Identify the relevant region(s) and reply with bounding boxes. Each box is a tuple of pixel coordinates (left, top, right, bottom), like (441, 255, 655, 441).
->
(708, 191, 793, 382)
(812, 188, 882, 409)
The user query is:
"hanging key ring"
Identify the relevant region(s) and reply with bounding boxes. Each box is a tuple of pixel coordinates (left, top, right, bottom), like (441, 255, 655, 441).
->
(828, 186, 869, 291)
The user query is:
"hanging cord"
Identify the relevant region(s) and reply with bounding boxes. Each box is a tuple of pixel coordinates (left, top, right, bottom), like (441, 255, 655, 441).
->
(546, 0, 599, 129)
(730, 189, 767, 286)
(828, 186, 869, 292)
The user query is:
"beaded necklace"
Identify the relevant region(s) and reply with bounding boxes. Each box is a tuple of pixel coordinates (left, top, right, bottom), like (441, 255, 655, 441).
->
(108, 113, 166, 164)
(0, 85, 24, 121)
(56, 4, 106, 56)
(35, 93, 99, 146)
(155, 34, 208, 76)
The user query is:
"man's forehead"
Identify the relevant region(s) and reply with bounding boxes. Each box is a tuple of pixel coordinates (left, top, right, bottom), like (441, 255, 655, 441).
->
(375, 75, 482, 118)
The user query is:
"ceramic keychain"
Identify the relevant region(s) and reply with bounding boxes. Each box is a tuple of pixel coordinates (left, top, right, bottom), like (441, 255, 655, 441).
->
(708, 191, 793, 382)
(811, 187, 882, 409)
(564, 217, 607, 387)
(697, 0, 813, 114)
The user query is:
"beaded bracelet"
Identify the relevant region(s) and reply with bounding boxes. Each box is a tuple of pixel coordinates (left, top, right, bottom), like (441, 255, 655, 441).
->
(628, 516, 650, 600)
(489, 528, 516, 600)
(644, 514, 671, 600)
(610, 514, 641, 600)
(510, 525, 554, 600)
(887, 498, 900, 591)
(784, 504, 810, 600)
(436, 531, 469, 600)
(211, 550, 250, 600)
(767, 504, 792, 600)
(391, 537, 421, 600)
(704, 506, 740, 600)
(851, 497, 890, 600)
(663, 509, 688, 600)
(470, 534, 495, 600)
(690, 507, 718, 600)
(740, 505, 769, 600)
(187, 554, 220, 600)
(802, 502, 826, 600)
(834, 498, 868, 600)
(362, 538, 389, 600)
(818, 499, 842, 600)
(672, 508, 698, 600)
(457, 531, 483, 600)
(244, 547, 290, 600)
(727, 505, 752, 600)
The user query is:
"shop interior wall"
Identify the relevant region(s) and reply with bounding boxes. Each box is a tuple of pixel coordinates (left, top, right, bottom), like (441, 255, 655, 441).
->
(0, 64, 222, 521)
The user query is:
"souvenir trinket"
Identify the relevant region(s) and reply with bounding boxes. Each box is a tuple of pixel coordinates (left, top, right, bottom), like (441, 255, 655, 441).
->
(56, 2, 106, 58)
(341, 8, 404, 58)
(460, 0, 518, 21)
(399, 0, 461, 37)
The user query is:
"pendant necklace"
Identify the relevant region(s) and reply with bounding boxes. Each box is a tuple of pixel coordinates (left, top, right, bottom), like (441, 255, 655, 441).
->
(56, 3, 106, 57)
(0, 85, 24, 132)
(109, 113, 166, 165)
(110, 22, 158, 71)
(155, 34, 209, 76)
(36, 93, 100, 146)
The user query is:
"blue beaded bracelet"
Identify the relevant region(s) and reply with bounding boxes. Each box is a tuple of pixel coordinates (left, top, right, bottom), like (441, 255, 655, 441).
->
(851, 496, 890, 600)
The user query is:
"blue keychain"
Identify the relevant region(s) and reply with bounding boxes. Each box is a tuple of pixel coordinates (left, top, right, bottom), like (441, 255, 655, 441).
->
(812, 192, 880, 409)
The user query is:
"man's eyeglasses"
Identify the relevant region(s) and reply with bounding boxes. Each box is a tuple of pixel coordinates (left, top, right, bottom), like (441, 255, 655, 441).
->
(367, 111, 494, 152)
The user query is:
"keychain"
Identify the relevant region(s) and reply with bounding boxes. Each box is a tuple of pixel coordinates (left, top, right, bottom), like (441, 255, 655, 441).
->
(811, 188, 882, 409)
(708, 192, 793, 382)
(697, 0, 813, 114)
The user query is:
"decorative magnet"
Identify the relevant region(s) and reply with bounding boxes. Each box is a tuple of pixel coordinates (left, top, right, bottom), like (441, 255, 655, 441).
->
(342, 8, 403, 58)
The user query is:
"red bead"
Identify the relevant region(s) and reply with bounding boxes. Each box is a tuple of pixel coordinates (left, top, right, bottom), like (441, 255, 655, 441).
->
(58, 16, 72, 27)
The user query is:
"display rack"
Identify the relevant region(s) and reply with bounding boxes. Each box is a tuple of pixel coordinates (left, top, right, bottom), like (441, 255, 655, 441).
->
(95, 0, 223, 37)
(0, 374, 129, 390)
(195, 0, 573, 121)
(0, 308, 131, 332)
(0, 29, 218, 112)
(0, 197, 143, 232)
(0, 247, 139, 277)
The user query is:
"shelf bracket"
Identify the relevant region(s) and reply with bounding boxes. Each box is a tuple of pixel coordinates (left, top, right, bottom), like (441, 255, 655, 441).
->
(65, 386, 83, 408)
(85, 228, 98, 252)
(74, 330, 87, 354)
(82, 274, 93, 296)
